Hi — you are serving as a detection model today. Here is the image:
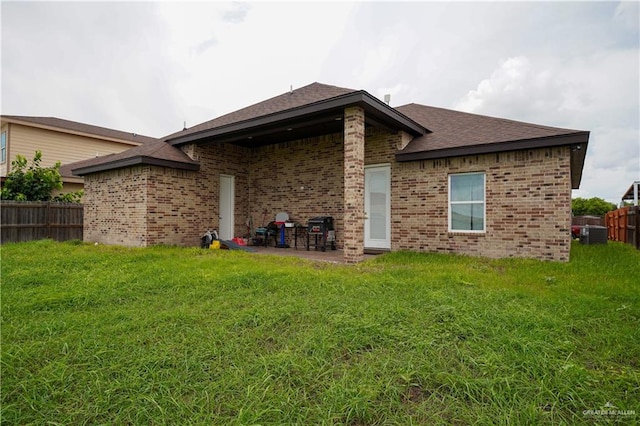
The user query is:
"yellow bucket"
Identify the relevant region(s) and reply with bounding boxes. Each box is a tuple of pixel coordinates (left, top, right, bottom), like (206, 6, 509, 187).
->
(210, 240, 220, 249)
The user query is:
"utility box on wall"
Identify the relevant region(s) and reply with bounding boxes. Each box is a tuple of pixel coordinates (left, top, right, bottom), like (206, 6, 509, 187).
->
(579, 225, 608, 245)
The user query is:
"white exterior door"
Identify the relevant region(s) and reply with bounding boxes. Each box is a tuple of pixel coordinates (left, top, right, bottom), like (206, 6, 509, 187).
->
(219, 174, 235, 240)
(364, 165, 391, 249)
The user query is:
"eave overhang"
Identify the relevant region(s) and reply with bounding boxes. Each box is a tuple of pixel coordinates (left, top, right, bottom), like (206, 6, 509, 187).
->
(396, 132, 590, 189)
(71, 156, 200, 176)
(166, 91, 428, 147)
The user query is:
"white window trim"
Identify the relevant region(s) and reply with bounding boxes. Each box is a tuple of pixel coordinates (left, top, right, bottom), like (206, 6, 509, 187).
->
(448, 172, 486, 233)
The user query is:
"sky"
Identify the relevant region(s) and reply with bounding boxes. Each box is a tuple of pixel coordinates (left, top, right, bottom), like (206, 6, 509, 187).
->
(1, 1, 638, 204)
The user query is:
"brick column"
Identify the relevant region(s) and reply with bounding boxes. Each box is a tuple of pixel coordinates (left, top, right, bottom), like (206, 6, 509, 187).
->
(343, 106, 365, 263)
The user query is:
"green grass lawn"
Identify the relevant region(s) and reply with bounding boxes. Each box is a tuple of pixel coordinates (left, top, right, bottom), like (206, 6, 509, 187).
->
(2, 240, 639, 425)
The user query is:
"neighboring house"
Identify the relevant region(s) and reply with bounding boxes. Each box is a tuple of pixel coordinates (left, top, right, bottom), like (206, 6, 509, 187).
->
(622, 181, 640, 206)
(70, 82, 589, 263)
(0, 115, 157, 195)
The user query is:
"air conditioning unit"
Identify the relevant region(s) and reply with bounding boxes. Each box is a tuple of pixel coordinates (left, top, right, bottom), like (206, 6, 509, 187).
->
(579, 225, 608, 245)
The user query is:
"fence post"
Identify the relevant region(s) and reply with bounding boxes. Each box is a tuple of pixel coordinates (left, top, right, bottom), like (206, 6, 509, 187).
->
(622, 207, 628, 243)
(46, 202, 51, 239)
(635, 206, 640, 249)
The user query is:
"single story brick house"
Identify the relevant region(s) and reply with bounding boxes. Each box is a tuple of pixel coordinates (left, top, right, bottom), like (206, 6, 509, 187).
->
(71, 82, 589, 263)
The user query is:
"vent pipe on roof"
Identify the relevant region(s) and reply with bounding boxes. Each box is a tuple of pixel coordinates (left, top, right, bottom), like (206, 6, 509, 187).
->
(384, 94, 391, 105)
(183, 121, 187, 131)
(289, 85, 293, 94)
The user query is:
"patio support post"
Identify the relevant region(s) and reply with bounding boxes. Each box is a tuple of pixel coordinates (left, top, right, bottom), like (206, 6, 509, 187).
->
(343, 106, 365, 263)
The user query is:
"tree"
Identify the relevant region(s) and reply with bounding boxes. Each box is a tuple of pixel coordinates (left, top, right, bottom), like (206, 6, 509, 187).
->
(571, 197, 617, 216)
(1, 151, 83, 202)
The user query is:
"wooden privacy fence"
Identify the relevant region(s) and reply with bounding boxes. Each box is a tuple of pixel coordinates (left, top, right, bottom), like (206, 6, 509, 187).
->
(571, 215, 605, 227)
(605, 206, 640, 249)
(1, 201, 83, 243)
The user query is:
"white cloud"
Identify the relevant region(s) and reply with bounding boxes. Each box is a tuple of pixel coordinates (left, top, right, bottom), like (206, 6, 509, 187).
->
(194, 37, 219, 56)
(1, 2, 181, 137)
(455, 46, 639, 204)
(614, 1, 640, 33)
(455, 56, 575, 124)
(1, 1, 637, 203)
(155, 2, 357, 132)
(221, 2, 252, 24)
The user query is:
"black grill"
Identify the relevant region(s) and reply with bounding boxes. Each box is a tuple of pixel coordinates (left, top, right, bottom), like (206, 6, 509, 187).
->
(307, 216, 336, 252)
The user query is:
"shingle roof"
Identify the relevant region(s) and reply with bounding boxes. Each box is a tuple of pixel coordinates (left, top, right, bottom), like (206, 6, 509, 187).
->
(59, 163, 85, 180)
(1, 115, 158, 145)
(65, 82, 588, 184)
(69, 139, 199, 176)
(164, 82, 359, 141)
(395, 103, 589, 188)
(395, 103, 588, 155)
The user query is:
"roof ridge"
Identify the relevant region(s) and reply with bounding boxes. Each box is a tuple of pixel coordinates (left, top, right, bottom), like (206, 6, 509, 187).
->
(144, 139, 169, 155)
(163, 82, 360, 140)
(213, 81, 359, 116)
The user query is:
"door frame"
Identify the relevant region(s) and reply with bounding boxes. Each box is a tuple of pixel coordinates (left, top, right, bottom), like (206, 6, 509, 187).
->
(219, 174, 235, 240)
(364, 164, 391, 249)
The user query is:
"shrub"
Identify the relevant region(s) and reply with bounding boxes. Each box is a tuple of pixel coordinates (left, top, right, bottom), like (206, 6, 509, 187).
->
(1, 151, 82, 202)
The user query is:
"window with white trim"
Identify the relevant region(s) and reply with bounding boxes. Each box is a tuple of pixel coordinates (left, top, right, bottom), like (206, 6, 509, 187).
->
(449, 172, 485, 232)
(1, 131, 6, 163)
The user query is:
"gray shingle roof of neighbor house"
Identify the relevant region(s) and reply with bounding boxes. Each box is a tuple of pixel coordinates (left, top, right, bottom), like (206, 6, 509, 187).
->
(71, 82, 589, 188)
(1, 115, 159, 145)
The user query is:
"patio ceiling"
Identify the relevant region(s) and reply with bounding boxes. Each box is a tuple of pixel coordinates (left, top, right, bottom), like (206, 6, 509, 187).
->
(187, 109, 348, 148)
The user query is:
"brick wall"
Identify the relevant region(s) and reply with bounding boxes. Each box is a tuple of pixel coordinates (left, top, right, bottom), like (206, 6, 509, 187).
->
(392, 147, 573, 261)
(83, 166, 149, 246)
(246, 134, 345, 244)
(186, 142, 251, 239)
(83, 140, 251, 247)
(360, 128, 572, 261)
(146, 166, 206, 246)
(84, 124, 573, 261)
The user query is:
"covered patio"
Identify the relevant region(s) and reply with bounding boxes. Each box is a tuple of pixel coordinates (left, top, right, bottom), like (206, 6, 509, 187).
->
(161, 84, 426, 264)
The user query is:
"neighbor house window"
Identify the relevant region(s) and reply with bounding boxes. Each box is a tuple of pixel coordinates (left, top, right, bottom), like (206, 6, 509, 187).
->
(1, 131, 6, 163)
(449, 172, 485, 232)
